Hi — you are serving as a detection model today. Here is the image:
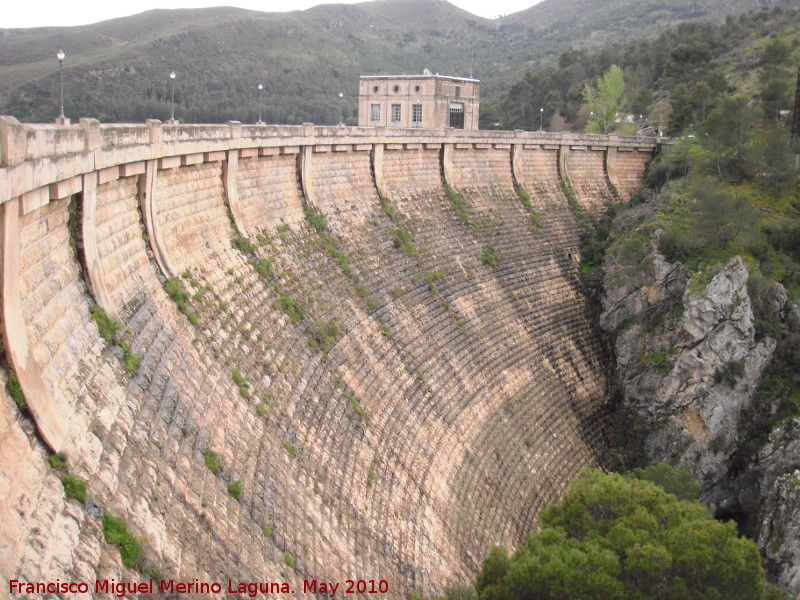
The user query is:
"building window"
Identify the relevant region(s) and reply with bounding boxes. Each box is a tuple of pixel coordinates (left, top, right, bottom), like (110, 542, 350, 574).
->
(412, 104, 423, 123)
(449, 102, 464, 129)
(393, 85, 400, 93)
(455, 85, 461, 98)
(391, 104, 402, 122)
(370, 104, 381, 122)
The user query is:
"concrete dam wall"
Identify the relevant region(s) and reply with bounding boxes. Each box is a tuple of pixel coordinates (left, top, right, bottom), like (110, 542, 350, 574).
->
(0, 117, 657, 598)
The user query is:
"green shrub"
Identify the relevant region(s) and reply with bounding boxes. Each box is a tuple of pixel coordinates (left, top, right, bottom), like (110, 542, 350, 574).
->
(283, 442, 299, 458)
(284, 552, 295, 569)
(319, 235, 353, 278)
(274, 290, 302, 323)
(63, 474, 87, 503)
(118, 339, 141, 374)
(481, 246, 498, 268)
(263, 526, 273, 537)
(90, 305, 140, 374)
(308, 319, 343, 352)
(48, 454, 67, 469)
(228, 480, 243, 501)
(345, 391, 369, 419)
(303, 204, 327, 233)
(445, 186, 471, 226)
(102, 514, 143, 569)
(164, 278, 200, 326)
(379, 196, 399, 220)
(515, 182, 532, 210)
(231, 221, 256, 255)
(5, 364, 26, 410)
(255, 257, 276, 279)
(424, 270, 444, 284)
(203, 450, 221, 475)
(393, 228, 418, 256)
(90, 304, 119, 343)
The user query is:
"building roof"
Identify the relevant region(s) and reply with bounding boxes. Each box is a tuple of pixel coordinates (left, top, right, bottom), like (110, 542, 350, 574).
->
(360, 74, 479, 83)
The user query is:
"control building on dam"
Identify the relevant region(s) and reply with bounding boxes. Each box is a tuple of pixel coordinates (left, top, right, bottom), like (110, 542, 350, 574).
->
(0, 115, 658, 598)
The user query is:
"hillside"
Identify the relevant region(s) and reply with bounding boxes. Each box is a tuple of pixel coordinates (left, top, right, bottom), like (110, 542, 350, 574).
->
(494, 3, 800, 131)
(0, 0, 792, 124)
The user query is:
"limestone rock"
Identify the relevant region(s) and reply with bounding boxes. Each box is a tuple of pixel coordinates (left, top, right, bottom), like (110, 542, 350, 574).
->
(753, 419, 800, 595)
(601, 249, 800, 596)
(602, 254, 775, 478)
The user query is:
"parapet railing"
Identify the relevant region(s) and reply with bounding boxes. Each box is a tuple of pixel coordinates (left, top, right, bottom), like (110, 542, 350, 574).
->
(0, 116, 664, 205)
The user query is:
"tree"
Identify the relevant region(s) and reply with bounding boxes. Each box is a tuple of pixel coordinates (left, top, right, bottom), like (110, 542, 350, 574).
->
(668, 84, 696, 135)
(760, 77, 791, 122)
(753, 125, 797, 193)
(701, 96, 756, 180)
(475, 468, 785, 600)
(630, 463, 699, 501)
(690, 177, 757, 251)
(759, 38, 791, 78)
(584, 65, 626, 133)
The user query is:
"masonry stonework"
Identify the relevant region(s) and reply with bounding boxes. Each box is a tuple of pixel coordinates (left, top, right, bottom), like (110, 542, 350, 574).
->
(0, 117, 658, 599)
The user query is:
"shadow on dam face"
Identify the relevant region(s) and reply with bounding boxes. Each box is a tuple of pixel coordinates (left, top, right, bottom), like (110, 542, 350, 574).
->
(0, 118, 656, 597)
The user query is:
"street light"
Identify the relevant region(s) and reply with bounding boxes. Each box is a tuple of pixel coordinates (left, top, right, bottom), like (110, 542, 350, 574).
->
(258, 83, 264, 124)
(338, 92, 344, 125)
(56, 49, 66, 121)
(169, 71, 176, 123)
(539, 107, 544, 131)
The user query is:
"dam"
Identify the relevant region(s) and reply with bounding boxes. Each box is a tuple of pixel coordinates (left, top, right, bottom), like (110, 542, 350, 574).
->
(0, 116, 657, 597)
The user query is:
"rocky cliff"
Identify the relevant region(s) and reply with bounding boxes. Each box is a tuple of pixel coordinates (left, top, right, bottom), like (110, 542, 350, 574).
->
(599, 226, 800, 595)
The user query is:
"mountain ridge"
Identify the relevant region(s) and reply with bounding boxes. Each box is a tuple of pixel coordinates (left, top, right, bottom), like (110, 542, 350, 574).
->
(0, 0, 791, 124)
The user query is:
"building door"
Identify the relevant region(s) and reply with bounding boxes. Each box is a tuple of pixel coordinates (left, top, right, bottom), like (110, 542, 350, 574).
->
(449, 103, 465, 129)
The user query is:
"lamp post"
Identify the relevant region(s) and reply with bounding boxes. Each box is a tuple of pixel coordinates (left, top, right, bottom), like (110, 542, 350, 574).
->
(169, 71, 176, 123)
(56, 50, 66, 122)
(258, 83, 264, 124)
(338, 92, 344, 125)
(539, 107, 544, 131)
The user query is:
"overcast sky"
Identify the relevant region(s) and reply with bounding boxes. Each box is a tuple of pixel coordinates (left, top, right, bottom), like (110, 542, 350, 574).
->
(3, 0, 543, 29)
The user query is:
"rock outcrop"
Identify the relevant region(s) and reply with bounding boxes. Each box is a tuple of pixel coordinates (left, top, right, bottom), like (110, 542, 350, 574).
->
(600, 238, 800, 597)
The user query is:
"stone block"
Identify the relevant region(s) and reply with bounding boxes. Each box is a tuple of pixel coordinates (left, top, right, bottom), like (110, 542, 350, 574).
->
(20, 187, 50, 215)
(120, 161, 146, 177)
(158, 156, 181, 170)
(48, 175, 82, 201)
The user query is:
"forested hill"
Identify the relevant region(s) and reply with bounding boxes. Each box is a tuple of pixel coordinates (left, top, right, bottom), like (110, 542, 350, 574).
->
(0, 0, 794, 124)
(493, 4, 800, 131)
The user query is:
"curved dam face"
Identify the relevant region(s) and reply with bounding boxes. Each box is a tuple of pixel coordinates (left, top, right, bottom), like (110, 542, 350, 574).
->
(0, 117, 656, 597)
